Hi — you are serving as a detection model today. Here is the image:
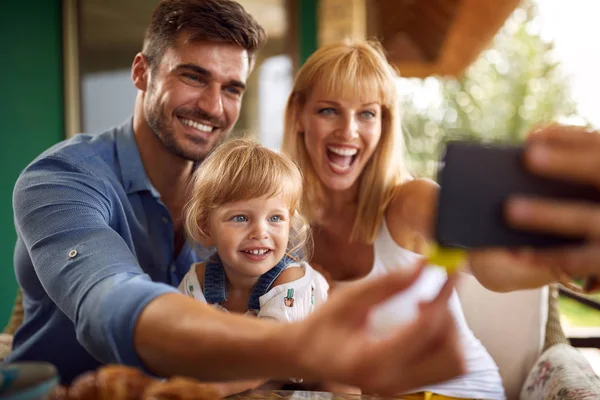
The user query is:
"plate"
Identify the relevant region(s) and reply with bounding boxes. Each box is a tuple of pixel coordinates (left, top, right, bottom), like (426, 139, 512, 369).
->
(0, 362, 59, 400)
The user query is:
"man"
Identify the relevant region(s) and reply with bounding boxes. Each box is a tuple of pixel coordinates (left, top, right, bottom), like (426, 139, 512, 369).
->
(7, 0, 464, 394)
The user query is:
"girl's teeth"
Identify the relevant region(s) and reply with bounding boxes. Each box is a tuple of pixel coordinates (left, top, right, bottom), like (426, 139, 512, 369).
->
(247, 249, 268, 255)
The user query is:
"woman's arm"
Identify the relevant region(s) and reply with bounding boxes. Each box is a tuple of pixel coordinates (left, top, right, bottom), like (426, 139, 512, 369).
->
(385, 178, 557, 291)
(385, 178, 438, 254)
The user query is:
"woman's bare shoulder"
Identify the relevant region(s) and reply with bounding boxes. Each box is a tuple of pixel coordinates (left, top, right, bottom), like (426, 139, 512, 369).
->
(385, 178, 439, 244)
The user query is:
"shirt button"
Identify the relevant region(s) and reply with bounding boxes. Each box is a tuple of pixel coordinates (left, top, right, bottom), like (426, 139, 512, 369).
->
(170, 265, 176, 273)
(161, 216, 169, 224)
(68, 249, 78, 258)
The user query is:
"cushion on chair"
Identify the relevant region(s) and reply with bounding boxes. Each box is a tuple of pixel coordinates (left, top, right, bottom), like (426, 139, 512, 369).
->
(521, 343, 600, 400)
(456, 273, 548, 400)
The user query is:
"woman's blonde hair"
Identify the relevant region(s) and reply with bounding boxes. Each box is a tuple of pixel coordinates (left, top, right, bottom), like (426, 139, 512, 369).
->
(184, 138, 312, 259)
(282, 39, 411, 244)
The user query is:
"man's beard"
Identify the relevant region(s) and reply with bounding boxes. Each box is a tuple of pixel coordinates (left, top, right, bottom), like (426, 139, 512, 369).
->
(144, 92, 227, 163)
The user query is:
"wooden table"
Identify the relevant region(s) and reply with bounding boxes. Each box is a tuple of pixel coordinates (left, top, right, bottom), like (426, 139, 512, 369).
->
(229, 390, 398, 399)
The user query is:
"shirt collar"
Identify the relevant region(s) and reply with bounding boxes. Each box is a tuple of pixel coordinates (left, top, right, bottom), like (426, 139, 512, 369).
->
(115, 118, 160, 198)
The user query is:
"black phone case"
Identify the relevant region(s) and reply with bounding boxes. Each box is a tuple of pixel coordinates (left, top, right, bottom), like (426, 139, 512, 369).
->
(435, 140, 600, 249)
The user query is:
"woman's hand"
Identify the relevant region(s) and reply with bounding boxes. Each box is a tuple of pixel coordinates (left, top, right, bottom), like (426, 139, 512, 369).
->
(469, 125, 600, 292)
(504, 125, 600, 285)
(290, 261, 465, 396)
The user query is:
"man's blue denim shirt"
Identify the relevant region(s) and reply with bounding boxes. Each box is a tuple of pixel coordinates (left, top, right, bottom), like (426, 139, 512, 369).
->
(7, 118, 204, 383)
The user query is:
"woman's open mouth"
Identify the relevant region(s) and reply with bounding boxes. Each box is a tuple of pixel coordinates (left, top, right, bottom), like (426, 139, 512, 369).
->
(326, 145, 358, 174)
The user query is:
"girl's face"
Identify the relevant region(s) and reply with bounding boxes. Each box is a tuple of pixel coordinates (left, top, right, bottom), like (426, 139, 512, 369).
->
(297, 87, 382, 193)
(204, 194, 291, 279)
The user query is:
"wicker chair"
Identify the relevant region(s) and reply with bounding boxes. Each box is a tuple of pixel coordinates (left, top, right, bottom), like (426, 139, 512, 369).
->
(0, 287, 22, 361)
(544, 284, 569, 350)
(3, 287, 23, 335)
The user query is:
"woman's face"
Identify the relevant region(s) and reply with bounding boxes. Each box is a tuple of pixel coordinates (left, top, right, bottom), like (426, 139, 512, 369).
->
(298, 87, 382, 192)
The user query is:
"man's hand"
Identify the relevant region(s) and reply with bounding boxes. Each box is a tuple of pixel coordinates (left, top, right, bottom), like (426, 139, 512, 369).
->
(289, 261, 465, 396)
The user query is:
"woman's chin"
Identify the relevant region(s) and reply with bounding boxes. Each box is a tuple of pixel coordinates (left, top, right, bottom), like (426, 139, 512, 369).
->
(319, 171, 359, 192)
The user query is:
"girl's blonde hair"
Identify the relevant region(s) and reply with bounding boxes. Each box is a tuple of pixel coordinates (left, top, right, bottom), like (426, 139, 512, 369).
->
(282, 39, 411, 244)
(184, 138, 312, 259)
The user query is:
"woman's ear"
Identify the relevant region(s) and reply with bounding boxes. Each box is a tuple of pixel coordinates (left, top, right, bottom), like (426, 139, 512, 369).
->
(292, 96, 306, 134)
(295, 118, 304, 134)
(295, 109, 306, 134)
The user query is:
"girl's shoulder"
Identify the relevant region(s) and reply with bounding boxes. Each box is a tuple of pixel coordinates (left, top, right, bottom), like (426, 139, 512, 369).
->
(179, 262, 207, 301)
(257, 262, 329, 321)
(272, 261, 328, 290)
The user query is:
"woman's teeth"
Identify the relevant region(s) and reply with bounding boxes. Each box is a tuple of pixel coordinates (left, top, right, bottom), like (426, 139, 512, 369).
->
(327, 146, 357, 171)
(327, 146, 358, 156)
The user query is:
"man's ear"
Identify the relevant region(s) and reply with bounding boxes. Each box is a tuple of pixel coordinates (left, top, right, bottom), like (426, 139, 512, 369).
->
(131, 53, 150, 91)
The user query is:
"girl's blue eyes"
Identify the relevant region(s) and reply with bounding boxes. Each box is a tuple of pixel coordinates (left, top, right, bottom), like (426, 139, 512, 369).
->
(230, 215, 283, 222)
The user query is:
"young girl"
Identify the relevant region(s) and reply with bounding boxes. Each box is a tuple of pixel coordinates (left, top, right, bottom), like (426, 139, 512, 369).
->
(180, 137, 328, 325)
(178, 138, 330, 395)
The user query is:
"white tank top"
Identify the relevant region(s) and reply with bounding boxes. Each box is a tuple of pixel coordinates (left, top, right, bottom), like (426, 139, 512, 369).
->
(335, 221, 505, 399)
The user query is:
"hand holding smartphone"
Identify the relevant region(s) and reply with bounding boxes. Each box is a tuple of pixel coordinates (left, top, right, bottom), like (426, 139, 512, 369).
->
(434, 140, 600, 249)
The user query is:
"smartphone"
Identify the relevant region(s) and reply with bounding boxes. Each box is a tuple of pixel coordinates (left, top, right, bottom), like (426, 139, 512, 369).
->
(434, 140, 600, 249)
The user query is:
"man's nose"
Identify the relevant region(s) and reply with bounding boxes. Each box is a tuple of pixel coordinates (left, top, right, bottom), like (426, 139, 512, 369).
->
(197, 84, 224, 118)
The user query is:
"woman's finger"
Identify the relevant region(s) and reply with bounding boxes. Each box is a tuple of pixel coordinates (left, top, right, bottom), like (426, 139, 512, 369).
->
(534, 244, 600, 279)
(506, 197, 600, 239)
(523, 144, 600, 189)
(527, 124, 600, 147)
(527, 125, 600, 146)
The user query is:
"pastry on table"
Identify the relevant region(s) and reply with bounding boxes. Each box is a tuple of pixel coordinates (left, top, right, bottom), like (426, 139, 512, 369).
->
(47, 365, 222, 400)
(68, 364, 156, 400)
(143, 376, 221, 400)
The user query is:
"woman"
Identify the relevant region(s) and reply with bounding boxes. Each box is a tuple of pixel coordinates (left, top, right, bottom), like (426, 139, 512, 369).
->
(282, 40, 521, 399)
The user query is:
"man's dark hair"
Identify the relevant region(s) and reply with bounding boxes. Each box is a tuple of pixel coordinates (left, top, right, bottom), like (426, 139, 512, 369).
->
(143, 0, 267, 69)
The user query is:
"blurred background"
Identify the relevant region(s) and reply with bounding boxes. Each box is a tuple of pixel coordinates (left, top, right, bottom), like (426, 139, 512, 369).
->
(1, 0, 599, 360)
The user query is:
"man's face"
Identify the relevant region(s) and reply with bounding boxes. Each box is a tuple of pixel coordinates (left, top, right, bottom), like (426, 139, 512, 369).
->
(143, 34, 250, 162)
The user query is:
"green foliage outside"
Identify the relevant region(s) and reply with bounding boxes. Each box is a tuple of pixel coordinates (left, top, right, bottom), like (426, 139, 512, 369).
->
(401, 1, 580, 180)
(400, 1, 598, 327)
